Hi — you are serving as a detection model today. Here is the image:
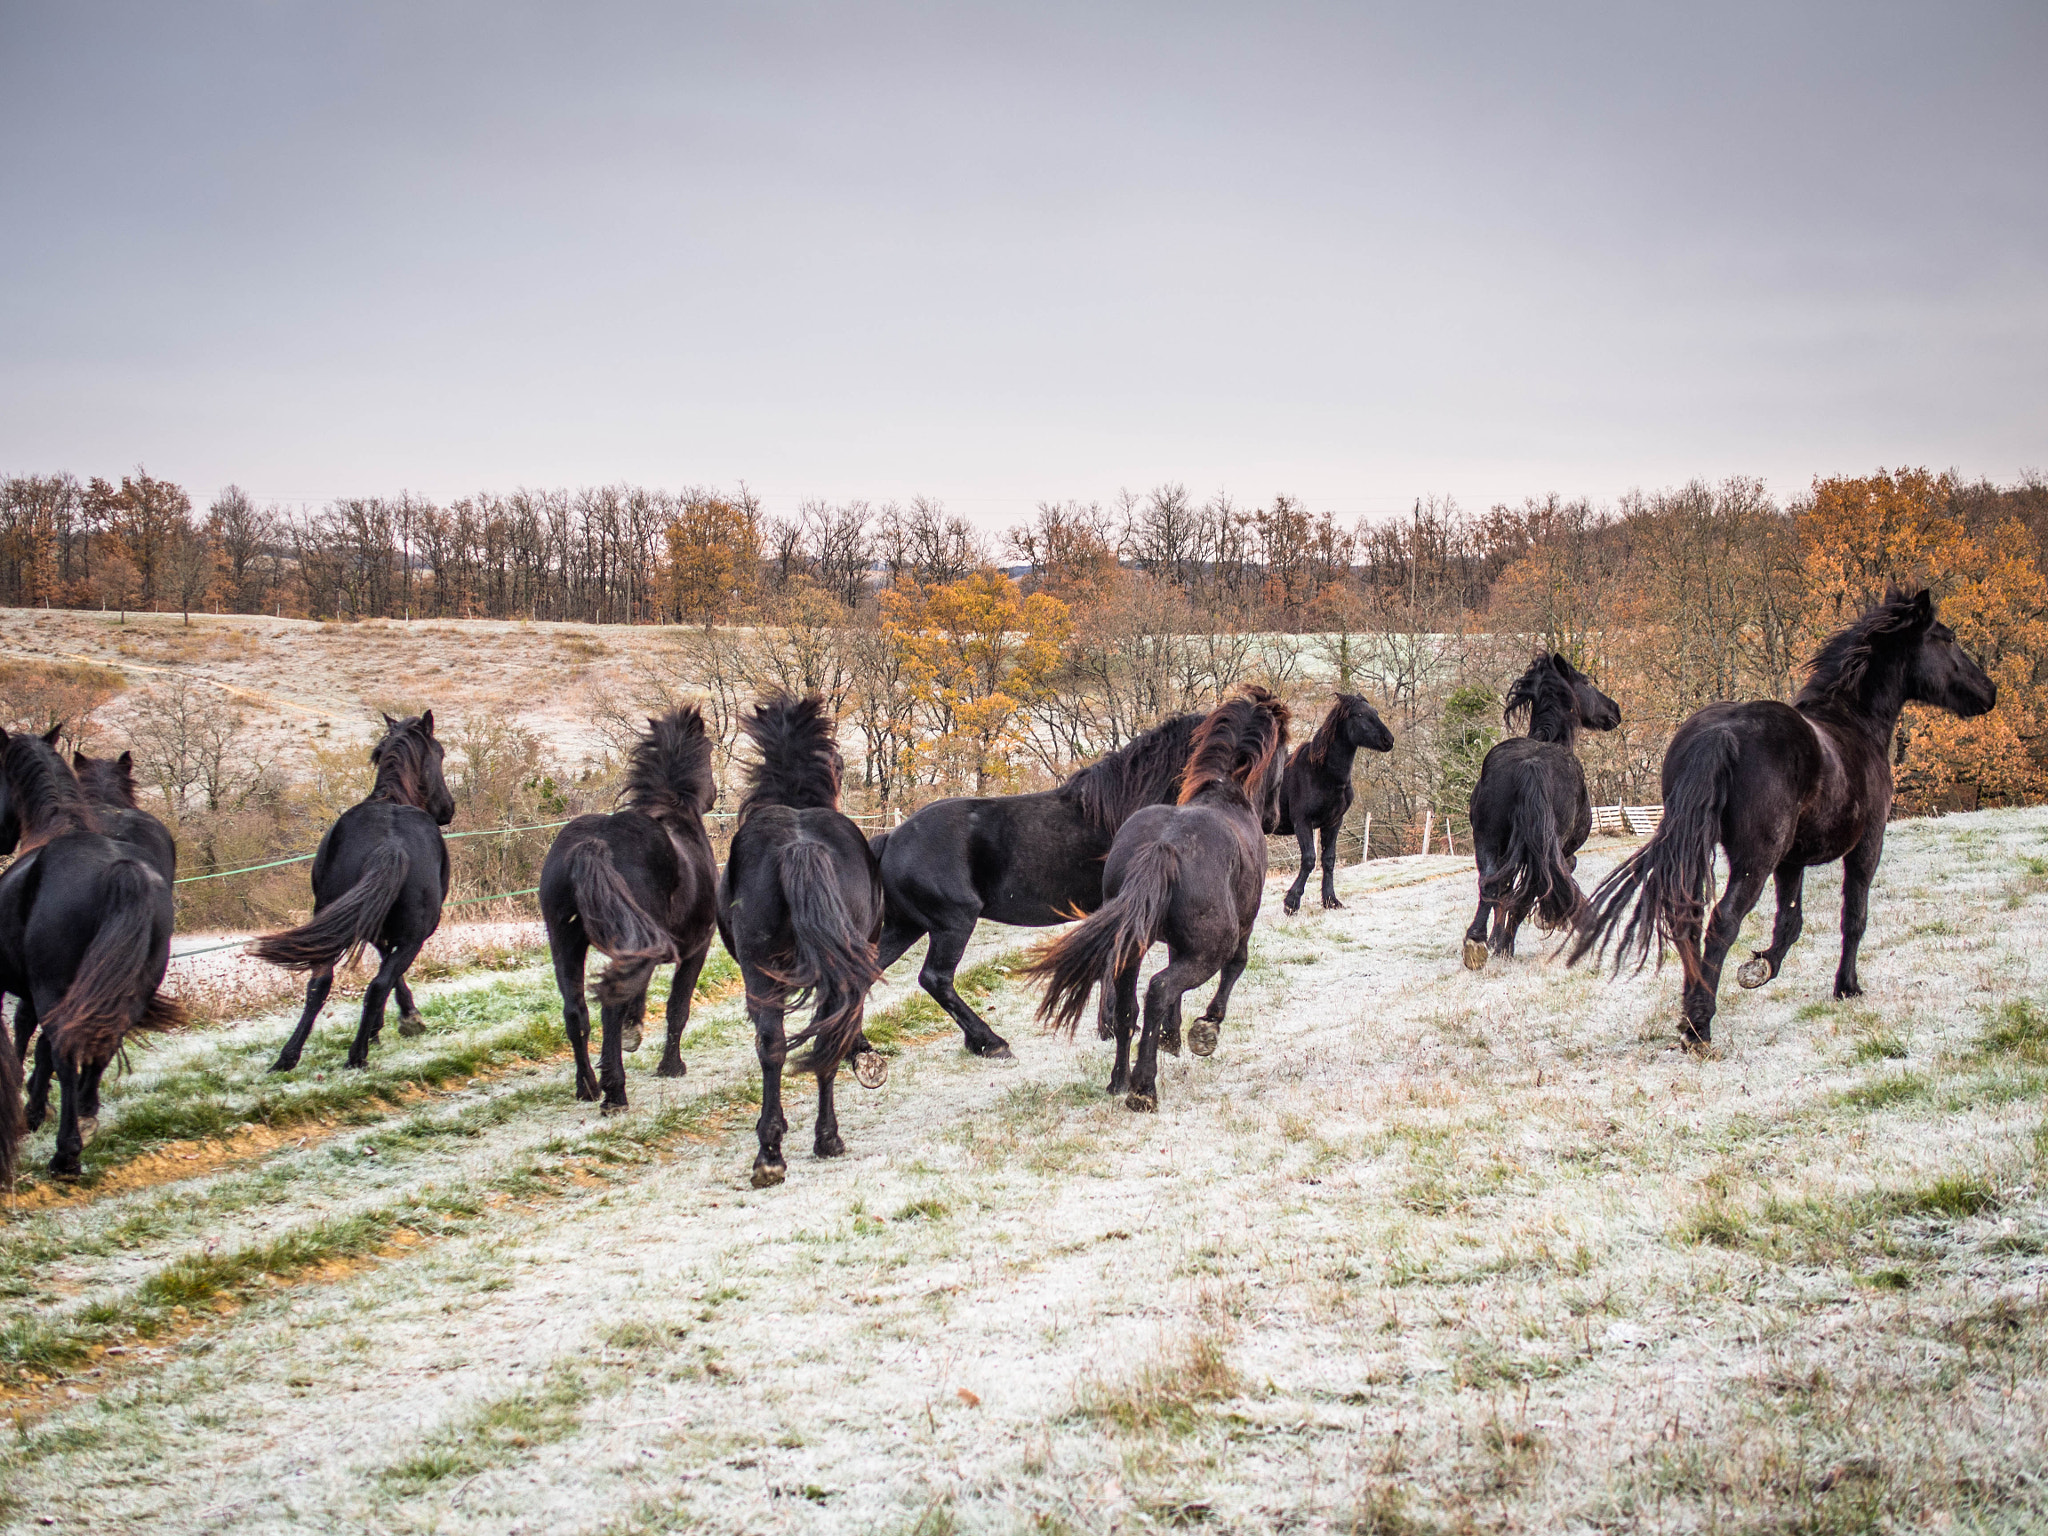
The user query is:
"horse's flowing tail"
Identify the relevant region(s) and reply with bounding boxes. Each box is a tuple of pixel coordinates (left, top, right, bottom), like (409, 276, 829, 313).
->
(1497, 770, 1583, 931)
(45, 859, 186, 1072)
(1568, 724, 1739, 979)
(774, 842, 882, 1072)
(250, 842, 409, 972)
(1025, 842, 1179, 1035)
(566, 841, 676, 1006)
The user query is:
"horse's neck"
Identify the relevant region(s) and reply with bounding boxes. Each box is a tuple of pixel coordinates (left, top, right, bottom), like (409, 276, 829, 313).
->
(1319, 734, 1360, 779)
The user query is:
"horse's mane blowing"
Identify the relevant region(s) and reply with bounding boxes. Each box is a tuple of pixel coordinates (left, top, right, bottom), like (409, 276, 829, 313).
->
(1301, 695, 1354, 769)
(623, 706, 716, 819)
(1178, 687, 1289, 805)
(1504, 655, 1580, 745)
(370, 717, 437, 806)
(1, 729, 98, 846)
(1795, 587, 1929, 711)
(1060, 712, 1201, 835)
(736, 693, 843, 815)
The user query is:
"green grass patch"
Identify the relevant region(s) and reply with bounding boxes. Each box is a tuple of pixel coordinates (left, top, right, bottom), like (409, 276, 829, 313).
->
(1979, 999, 2048, 1063)
(1073, 1328, 1240, 1436)
(1838, 1071, 1930, 1110)
(380, 1362, 590, 1492)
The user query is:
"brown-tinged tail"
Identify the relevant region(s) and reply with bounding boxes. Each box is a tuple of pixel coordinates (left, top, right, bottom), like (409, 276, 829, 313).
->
(566, 840, 676, 1006)
(45, 859, 178, 1073)
(775, 840, 882, 1072)
(250, 841, 409, 972)
(1024, 841, 1178, 1035)
(1499, 769, 1584, 931)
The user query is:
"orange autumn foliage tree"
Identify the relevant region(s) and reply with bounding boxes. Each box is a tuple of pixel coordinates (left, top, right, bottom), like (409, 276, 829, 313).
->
(881, 570, 1070, 793)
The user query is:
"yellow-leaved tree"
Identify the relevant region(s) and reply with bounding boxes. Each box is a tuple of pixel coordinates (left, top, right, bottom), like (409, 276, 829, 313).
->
(881, 570, 1070, 793)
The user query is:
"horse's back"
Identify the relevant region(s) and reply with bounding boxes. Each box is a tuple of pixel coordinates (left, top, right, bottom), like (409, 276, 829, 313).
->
(18, 832, 173, 983)
(879, 788, 1097, 926)
(315, 800, 449, 922)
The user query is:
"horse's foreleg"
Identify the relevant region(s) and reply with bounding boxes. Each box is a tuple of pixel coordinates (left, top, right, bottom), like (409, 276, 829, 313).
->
(50, 1053, 85, 1180)
(1737, 863, 1807, 990)
(749, 973, 790, 1187)
(1106, 959, 1139, 1096)
(1283, 825, 1315, 915)
(597, 988, 633, 1113)
(1684, 865, 1770, 1047)
(270, 967, 335, 1073)
(657, 944, 707, 1079)
(393, 972, 426, 1038)
(348, 941, 422, 1069)
(1318, 822, 1344, 909)
(1192, 932, 1251, 1055)
(551, 933, 599, 1101)
(1834, 826, 1885, 999)
(919, 921, 1011, 1059)
(1129, 954, 1215, 1112)
(25, 1025, 52, 1133)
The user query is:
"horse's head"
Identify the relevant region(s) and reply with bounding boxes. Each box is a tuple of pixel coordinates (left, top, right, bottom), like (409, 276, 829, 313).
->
(1551, 653, 1622, 733)
(374, 710, 456, 825)
(1336, 692, 1396, 753)
(72, 749, 140, 810)
(1897, 590, 1998, 719)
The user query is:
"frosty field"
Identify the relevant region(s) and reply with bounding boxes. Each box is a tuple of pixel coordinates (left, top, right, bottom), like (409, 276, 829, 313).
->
(3, 811, 2046, 1534)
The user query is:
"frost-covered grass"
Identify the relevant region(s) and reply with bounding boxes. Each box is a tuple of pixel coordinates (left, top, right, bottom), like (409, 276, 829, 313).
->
(3, 813, 2047, 1533)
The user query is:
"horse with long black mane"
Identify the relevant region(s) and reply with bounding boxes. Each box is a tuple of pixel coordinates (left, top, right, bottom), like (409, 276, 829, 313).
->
(870, 710, 1202, 1059)
(253, 712, 456, 1072)
(1461, 653, 1621, 970)
(1275, 692, 1395, 914)
(1569, 588, 1996, 1046)
(717, 693, 888, 1188)
(1025, 685, 1291, 1112)
(539, 707, 718, 1110)
(0, 725, 183, 1179)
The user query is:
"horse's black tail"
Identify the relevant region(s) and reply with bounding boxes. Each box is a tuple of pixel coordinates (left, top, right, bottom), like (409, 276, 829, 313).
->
(250, 842, 409, 972)
(775, 841, 882, 1072)
(566, 841, 676, 1006)
(46, 859, 187, 1075)
(1568, 724, 1738, 979)
(1024, 842, 1178, 1036)
(1498, 768, 1583, 932)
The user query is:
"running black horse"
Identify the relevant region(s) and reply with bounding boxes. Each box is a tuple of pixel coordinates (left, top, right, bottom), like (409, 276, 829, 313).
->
(1026, 686, 1290, 1112)
(0, 726, 182, 1179)
(1275, 692, 1395, 914)
(253, 712, 456, 1072)
(1570, 588, 1995, 1046)
(539, 707, 719, 1110)
(870, 711, 1202, 1059)
(717, 694, 888, 1189)
(1461, 653, 1621, 969)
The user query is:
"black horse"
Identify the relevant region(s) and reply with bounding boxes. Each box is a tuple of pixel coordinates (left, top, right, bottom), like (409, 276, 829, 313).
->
(717, 694, 888, 1189)
(1274, 692, 1395, 914)
(0, 726, 182, 1179)
(1026, 686, 1290, 1112)
(1461, 653, 1621, 970)
(253, 712, 456, 1072)
(1570, 588, 1996, 1046)
(870, 712, 1201, 1059)
(539, 707, 719, 1111)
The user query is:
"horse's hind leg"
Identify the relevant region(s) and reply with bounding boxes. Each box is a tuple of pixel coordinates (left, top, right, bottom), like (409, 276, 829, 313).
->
(1283, 825, 1315, 915)
(270, 967, 335, 1073)
(1129, 953, 1215, 1113)
(748, 968, 790, 1187)
(1106, 959, 1140, 1096)
(1738, 863, 1807, 990)
(656, 944, 708, 1079)
(814, 1058, 846, 1159)
(1683, 864, 1770, 1048)
(1191, 933, 1251, 1056)
(347, 940, 423, 1070)
(24, 1023, 51, 1133)
(1318, 822, 1344, 909)
(393, 973, 426, 1037)
(551, 931, 601, 1101)
(597, 990, 633, 1113)
(50, 1053, 86, 1180)
(12, 995, 35, 1064)
(1463, 873, 1494, 970)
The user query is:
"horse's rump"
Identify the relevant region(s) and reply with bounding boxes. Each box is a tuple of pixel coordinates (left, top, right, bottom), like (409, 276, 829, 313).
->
(251, 840, 411, 972)
(1025, 839, 1181, 1035)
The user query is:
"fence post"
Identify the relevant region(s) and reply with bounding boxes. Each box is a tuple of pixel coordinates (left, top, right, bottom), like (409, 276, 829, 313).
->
(1421, 806, 1433, 858)
(1361, 811, 1371, 865)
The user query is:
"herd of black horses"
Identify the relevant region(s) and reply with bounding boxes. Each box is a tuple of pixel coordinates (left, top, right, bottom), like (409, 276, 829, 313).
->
(0, 587, 1998, 1190)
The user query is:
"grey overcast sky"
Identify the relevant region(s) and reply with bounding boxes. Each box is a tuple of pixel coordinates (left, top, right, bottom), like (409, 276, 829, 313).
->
(2, 2, 2043, 525)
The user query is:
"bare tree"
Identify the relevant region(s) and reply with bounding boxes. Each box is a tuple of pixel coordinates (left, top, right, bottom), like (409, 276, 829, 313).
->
(127, 677, 261, 820)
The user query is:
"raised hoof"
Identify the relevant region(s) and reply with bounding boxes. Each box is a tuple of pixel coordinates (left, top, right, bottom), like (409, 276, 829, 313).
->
(1187, 1020, 1219, 1058)
(852, 1050, 889, 1089)
(620, 1024, 644, 1053)
(1532, 912, 1561, 935)
(751, 1162, 787, 1189)
(1124, 1091, 1158, 1114)
(397, 1011, 426, 1038)
(1462, 938, 1488, 972)
(1736, 958, 1771, 990)
(970, 1039, 1014, 1061)
(656, 1055, 688, 1079)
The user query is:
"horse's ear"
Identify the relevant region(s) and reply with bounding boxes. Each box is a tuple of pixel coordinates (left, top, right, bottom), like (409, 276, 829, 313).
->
(420, 709, 435, 735)
(42, 723, 63, 746)
(382, 712, 398, 728)
(117, 751, 133, 773)
(1911, 589, 1935, 624)
(72, 751, 87, 770)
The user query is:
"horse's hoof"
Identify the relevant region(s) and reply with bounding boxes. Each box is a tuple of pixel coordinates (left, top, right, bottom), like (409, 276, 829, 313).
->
(852, 1050, 888, 1089)
(656, 1056, 687, 1079)
(1322, 897, 1345, 910)
(1096, 1017, 1114, 1041)
(1678, 1020, 1712, 1051)
(971, 1040, 1014, 1061)
(1282, 900, 1301, 916)
(1160, 1026, 1182, 1057)
(77, 1115, 98, 1146)
(575, 1083, 600, 1103)
(1124, 1091, 1158, 1114)
(601, 1100, 629, 1117)
(50, 1161, 81, 1183)
(1736, 958, 1771, 990)
(751, 1162, 786, 1189)
(815, 1135, 846, 1159)
(397, 1011, 426, 1038)
(1462, 939, 1488, 972)
(1187, 1021, 1219, 1058)
(620, 1024, 643, 1053)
